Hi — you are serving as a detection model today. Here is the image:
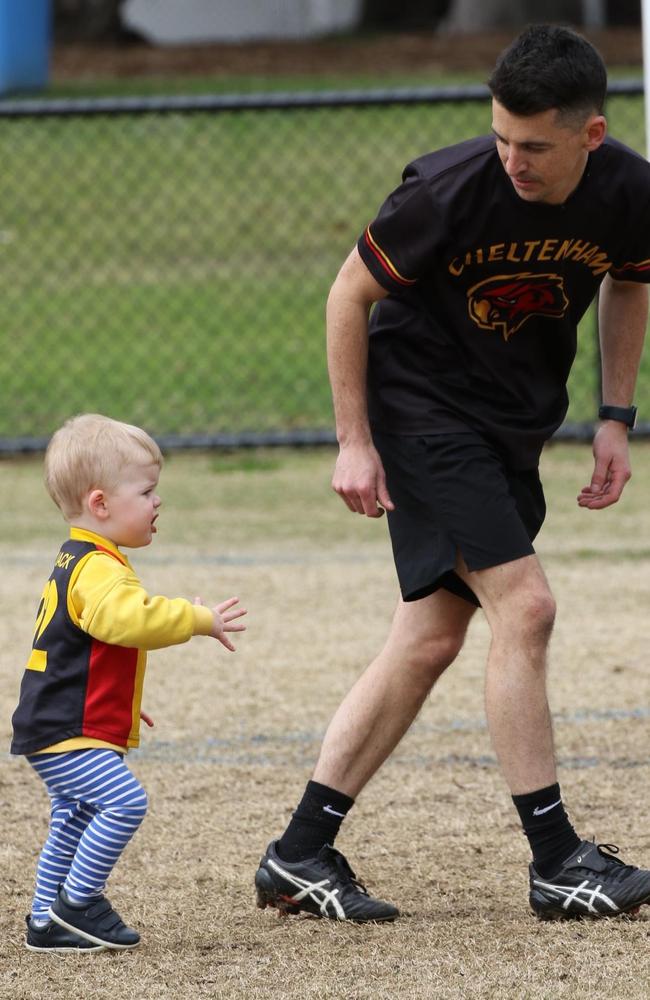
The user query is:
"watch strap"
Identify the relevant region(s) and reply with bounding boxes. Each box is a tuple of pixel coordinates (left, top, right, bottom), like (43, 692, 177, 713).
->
(598, 404, 637, 428)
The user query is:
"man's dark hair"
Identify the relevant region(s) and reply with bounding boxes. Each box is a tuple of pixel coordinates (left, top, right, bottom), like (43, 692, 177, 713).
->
(488, 24, 607, 122)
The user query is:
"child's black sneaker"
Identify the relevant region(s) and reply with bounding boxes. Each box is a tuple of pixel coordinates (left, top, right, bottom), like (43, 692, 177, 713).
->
(530, 840, 650, 919)
(255, 840, 399, 922)
(49, 887, 140, 949)
(25, 915, 105, 952)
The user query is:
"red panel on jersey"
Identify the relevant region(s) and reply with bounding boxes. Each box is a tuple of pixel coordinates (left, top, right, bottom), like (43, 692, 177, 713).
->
(83, 639, 137, 742)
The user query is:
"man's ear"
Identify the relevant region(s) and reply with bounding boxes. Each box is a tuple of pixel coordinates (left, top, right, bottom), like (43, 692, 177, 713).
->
(87, 488, 109, 520)
(584, 114, 606, 152)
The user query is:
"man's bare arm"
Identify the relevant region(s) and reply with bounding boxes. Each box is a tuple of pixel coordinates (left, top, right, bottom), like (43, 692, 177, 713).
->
(327, 247, 393, 517)
(578, 274, 648, 509)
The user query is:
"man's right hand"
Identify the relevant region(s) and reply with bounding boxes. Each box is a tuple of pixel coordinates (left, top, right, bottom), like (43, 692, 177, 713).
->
(331, 442, 395, 517)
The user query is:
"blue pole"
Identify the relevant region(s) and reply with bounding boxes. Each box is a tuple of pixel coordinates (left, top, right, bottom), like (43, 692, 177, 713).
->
(0, 0, 51, 95)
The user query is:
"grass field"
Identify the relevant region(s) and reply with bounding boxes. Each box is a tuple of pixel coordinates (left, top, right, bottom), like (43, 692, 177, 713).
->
(2, 443, 650, 999)
(1, 87, 648, 441)
(44, 68, 493, 98)
(0, 99, 487, 438)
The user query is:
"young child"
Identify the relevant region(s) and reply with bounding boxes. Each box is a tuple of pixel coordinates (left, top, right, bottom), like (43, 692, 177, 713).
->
(11, 413, 246, 952)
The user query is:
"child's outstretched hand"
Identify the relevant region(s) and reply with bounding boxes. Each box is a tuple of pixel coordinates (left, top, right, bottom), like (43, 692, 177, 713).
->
(195, 596, 247, 651)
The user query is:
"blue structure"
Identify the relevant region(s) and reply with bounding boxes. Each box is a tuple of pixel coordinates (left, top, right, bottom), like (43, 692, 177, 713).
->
(0, 0, 50, 94)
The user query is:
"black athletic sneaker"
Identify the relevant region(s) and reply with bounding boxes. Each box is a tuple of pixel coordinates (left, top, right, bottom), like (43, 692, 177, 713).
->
(25, 915, 105, 952)
(49, 887, 140, 949)
(529, 840, 650, 919)
(255, 841, 399, 922)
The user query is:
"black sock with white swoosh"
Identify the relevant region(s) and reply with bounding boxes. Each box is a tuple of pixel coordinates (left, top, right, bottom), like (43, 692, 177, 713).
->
(276, 780, 354, 862)
(512, 782, 581, 879)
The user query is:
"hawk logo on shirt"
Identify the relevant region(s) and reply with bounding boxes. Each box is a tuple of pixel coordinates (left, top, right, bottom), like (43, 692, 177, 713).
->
(467, 273, 568, 342)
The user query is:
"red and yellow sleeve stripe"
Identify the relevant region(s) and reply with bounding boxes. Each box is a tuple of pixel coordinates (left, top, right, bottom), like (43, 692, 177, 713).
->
(610, 258, 650, 277)
(363, 226, 417, 287)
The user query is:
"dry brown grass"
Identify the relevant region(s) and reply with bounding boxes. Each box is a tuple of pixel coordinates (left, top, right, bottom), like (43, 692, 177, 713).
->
(2, 443, 650, 1000)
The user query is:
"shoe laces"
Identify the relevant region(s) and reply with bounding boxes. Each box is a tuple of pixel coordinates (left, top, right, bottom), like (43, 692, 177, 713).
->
(596, 843, 638, 879)
(322, 846, 369, 896)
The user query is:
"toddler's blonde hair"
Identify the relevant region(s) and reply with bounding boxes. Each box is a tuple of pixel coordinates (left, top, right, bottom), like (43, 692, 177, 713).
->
(45, 413, 162, 520)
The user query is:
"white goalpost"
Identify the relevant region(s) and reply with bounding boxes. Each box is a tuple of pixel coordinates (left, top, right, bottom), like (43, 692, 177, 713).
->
(642, 0, 650, 157)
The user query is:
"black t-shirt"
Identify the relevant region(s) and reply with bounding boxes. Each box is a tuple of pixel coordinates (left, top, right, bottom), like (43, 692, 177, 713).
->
(357, 135, 650, 468)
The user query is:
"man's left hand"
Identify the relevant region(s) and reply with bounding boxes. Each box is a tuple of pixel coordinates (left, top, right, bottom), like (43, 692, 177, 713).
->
(577, 422, 631, 509)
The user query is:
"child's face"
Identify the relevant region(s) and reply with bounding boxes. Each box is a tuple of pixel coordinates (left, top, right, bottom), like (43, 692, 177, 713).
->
(103, 461, 162, 548)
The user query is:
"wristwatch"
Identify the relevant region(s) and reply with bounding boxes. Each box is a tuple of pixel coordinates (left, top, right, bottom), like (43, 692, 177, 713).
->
(598, 404, 637, 429)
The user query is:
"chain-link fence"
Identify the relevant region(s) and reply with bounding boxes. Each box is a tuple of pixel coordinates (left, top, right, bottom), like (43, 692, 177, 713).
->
(0, 81, 648, 452)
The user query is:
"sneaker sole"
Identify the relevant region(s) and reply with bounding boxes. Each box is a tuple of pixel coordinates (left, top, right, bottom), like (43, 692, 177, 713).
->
(48, 909, 140, 950)
(530, 889, 647, 921)
(255, 866, 398, 923)
(25, 941, 106, 953)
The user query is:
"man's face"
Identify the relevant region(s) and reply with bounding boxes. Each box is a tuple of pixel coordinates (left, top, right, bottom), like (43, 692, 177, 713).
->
(491, 98, 606, 205)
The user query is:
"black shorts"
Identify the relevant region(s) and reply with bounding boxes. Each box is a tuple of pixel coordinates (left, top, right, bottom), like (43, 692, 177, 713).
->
(373, 431, 546, 606)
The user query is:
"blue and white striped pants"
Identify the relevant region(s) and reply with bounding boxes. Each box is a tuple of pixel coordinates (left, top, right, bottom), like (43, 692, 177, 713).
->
(27, 748, 148, 922)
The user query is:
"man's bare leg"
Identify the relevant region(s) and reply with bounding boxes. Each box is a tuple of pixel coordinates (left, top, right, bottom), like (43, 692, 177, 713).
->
(313, 587, 476, 797)
(452, 553, 650, 918)
(254, 585, 475, 921)
(457, 553, 582, 881)
(270, 586, 475, 864)
(460, 553, 557, 794)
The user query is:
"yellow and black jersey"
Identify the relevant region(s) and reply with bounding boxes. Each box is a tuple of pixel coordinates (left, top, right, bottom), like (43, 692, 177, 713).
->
(11, 527, 214, 756)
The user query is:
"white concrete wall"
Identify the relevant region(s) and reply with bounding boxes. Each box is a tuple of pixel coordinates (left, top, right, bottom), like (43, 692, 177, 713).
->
(123, 0, 363, 45)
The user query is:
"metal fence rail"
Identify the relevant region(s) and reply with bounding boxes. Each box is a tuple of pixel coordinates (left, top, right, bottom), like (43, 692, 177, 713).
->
(0, 81, 647, 453)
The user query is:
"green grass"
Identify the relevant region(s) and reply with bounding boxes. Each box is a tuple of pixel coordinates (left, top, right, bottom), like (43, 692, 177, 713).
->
(37, 63, 644, 99)
(43, 70, 491, 99)
(0, 85, 646, 440)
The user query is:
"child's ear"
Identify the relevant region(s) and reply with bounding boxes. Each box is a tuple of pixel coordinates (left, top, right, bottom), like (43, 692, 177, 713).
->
(87, 488, 109, 519)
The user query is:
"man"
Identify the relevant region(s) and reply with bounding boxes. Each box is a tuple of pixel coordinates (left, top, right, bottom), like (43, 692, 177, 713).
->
(255, 24, 650, 921)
